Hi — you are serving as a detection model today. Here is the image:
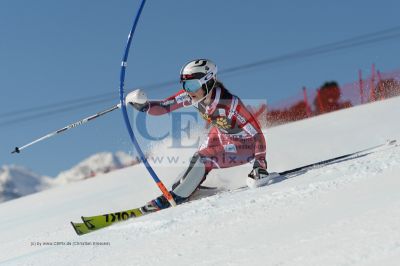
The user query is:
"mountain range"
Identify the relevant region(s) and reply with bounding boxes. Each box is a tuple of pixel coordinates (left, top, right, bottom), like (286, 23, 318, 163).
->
(0, 151, 137, 203)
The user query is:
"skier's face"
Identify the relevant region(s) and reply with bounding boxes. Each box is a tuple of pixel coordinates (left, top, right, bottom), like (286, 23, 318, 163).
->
(187, 86, 205, 100)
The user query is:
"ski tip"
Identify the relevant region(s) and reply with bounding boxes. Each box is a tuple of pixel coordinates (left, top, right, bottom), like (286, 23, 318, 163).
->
(387, 139, 397, 146)
(70, 221, 83, 236)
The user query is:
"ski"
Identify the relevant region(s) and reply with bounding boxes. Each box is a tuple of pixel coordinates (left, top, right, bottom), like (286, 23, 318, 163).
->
(71, 189, 220, 235)
(280, 139, 397, 177)
(71, 139, 397, 236)
(70, 222, 91, 236)
(76, 207, 145, 234)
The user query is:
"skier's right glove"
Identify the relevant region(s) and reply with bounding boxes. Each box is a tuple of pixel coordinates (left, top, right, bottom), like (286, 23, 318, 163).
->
(125, 89, 149, 112)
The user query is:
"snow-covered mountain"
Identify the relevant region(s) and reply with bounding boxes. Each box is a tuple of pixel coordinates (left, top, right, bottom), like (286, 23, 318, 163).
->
(0, 151, 137, 203)
(0, 165, 52, 203)
(54, 151, 136, 184)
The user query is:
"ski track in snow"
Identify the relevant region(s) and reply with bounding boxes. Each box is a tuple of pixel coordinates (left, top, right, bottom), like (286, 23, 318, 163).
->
(1, 97, 400, 265)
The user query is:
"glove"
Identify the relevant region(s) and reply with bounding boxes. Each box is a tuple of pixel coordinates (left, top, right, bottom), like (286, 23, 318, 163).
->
(125, 89, 149, 112)
(248, 167, 269, 179)
(249, 158, 268, 179)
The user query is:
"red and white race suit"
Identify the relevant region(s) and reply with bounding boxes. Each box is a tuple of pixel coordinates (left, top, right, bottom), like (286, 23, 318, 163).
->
(147, 85, 267, 173)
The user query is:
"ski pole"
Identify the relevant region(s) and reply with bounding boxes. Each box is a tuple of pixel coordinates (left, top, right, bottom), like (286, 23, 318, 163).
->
(12, 104, 120, 154)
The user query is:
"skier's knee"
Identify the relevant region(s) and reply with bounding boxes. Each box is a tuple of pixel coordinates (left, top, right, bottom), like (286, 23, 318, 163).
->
(172, 152, 208, 199)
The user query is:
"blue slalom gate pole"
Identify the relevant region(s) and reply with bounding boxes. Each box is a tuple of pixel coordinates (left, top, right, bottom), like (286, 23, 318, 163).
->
(118, 0, 176, 206)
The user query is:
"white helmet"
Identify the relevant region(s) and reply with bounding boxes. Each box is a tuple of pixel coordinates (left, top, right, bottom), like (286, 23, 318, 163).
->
(180, 59, 218, 94)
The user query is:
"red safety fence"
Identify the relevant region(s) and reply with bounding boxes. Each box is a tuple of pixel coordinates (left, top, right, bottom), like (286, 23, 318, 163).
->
(265, 65, 400, 127)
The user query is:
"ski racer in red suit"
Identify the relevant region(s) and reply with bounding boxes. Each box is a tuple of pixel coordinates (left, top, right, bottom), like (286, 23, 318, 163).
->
(125, 59, 275, 212)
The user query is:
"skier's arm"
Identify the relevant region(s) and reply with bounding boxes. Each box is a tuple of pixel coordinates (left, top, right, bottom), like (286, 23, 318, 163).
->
(236, 104, 267, 168)
(243, 120, 267, 165)
(147, 90, 190, 116)
(126, 89, 190, 115)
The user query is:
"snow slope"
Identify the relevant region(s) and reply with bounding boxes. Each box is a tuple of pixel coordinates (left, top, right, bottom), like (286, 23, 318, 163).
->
(0, 97, 400, 266)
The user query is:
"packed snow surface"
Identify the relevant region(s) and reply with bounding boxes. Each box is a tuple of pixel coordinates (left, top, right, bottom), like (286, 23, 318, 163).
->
(0, 97, 400, 266)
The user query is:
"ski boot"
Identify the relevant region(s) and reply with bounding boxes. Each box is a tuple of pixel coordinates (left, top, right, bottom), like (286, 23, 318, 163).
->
(140, 192, 187, 214)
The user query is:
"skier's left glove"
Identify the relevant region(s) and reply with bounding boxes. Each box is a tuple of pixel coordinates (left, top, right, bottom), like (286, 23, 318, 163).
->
(125, 89, 149, 112)
(249, 158, 268, 179)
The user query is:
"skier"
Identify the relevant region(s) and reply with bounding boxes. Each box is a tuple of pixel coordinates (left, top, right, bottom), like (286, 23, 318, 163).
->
(125, 59, 276, 212)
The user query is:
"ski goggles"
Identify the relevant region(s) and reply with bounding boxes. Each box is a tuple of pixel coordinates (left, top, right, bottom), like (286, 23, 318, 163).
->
(182, 79, 203, 92)
(181, 72, 215, 92)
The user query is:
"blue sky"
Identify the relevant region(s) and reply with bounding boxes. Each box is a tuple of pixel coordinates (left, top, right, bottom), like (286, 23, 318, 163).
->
(1, 0, 399, 176)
